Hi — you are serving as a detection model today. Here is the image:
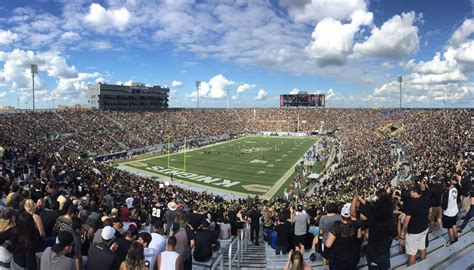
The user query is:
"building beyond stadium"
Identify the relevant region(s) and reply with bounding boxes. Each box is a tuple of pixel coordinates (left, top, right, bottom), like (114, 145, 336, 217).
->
(88, 82, 169, 110)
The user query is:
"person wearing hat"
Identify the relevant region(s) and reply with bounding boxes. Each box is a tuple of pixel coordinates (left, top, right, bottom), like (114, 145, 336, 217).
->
(87, 226, 120, 270)
(40, 230, 74, 270)
(325, 203, 362, 270)
(164, 202, 178, 236)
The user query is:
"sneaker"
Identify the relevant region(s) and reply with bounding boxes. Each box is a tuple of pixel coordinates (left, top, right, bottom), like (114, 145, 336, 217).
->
(458, 229, 463, 234)
(310, 253, 317, 262)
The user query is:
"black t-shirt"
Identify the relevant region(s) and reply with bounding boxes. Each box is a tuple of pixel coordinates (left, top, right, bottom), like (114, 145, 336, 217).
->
(188, 212, 205, 231)
(115, 237, 133, 262)
(249, 210, 261, 226)
(405, 195, 430, 234)
(150, 205, 164, 223)
(274, 222, 291, 246)
(429, 183, 444, 207)
(329, 221, 362, 268)
(40, 209, 60, 237)
(460, 176, 471, 196)
(193, 230, 218, 262)
(359, 203, 397, 259)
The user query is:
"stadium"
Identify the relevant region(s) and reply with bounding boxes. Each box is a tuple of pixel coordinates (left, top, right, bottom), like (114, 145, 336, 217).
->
(0, 1, 473, 270)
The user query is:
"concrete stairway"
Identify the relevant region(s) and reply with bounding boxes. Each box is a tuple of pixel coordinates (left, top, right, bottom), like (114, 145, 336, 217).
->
(224, 230, 266, 270)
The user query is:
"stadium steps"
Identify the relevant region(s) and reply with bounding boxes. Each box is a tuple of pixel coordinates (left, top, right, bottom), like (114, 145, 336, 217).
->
(229, 232, 266, 269)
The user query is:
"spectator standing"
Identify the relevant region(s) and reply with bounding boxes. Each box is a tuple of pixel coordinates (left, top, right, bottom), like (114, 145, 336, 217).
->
(137, 232, 158, 270)
(460, 171, 472, 216)
(291, 205, 309, 254)
(149, 222, 167, 256)
(40, 230, 74, 270)
(325, 203, 362, 270)
(428, 178, 444, 231)
(165, 202, 178, 236)
(319, 203, 341, 265)
(354, 192, 397, 270)
(401, 184, 430, 266)
(40, 200, 61, 238)
(87, 226, 120, 270)
(248, 205, 261, 245)
(175, 214, 194, 270)
(157, 236, 183, 270)
(0, 207, 16, 268)
(442, 176, 459, 245)
(458, 182, 474, 233)
(193, 221, 218, 262)
(274, 216, 291, 255)
(119, 242, 147, 270)
(63, 218, 84, 270)
(10, 212, 40, 270)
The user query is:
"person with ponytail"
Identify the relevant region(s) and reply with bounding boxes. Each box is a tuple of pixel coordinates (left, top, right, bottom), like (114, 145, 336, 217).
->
(284, 250, 312, 270)
(120, 241, 147, 270)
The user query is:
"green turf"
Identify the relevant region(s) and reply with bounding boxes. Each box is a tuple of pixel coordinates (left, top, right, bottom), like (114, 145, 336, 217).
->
(116, 135, 319, 198)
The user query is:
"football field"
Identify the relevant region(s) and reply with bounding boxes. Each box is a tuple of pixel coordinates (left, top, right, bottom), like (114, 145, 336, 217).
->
(115, 135, 319, 199)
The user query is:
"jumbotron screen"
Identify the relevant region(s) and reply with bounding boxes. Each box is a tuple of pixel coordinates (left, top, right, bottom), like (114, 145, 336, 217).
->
(280, 94, 325, 107)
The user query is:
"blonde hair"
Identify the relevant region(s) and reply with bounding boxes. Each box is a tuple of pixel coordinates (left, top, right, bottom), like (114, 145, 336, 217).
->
(0, 219, 15, 232)
(290, 251, 305, 270)
(24, 199, 36, 215)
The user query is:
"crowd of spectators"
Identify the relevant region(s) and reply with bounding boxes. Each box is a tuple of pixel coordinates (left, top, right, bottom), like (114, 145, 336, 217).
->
(0, 108, 471, 270)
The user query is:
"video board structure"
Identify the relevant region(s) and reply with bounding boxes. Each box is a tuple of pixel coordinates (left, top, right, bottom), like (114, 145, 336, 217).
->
(280, 93, 325, 108)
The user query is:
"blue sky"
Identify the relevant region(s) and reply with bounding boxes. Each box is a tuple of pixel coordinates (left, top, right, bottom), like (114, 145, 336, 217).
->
(0, 0, 472, 108)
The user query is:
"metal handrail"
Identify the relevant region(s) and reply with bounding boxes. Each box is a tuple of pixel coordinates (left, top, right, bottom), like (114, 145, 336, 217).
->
(228, 231, 243, 270)
(211, 254, 224, 270)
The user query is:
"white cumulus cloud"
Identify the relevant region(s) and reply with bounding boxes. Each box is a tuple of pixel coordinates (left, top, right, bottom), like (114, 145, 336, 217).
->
(353, 12, 420, 58)
(255, 88, 268, 100)
(281, 0, 368, 23)
(171, 80, 183, 88)
(306, 10, 373, 66)
(0, 30, 18, 45)
(84, 3, 131, 32)
(186, 74, 234, 100)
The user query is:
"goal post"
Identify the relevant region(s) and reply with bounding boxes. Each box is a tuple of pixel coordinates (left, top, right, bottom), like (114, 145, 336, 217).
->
(167, 136, 187, 171)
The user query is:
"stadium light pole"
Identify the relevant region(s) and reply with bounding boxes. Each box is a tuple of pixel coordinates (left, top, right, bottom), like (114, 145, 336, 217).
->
(226, 88, 230, 109)
(31, 64, 38, 112)
(195, 81, 201, 109)
(17, 98, 20, 110)
(397, 75, 403, 110)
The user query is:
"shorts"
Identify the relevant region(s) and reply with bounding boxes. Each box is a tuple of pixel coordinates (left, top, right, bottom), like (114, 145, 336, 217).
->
(406, 228, 428, 256)
(442, 214, 457, 229)
(294, 234, 306, 246)
(429, 207, 442, 222)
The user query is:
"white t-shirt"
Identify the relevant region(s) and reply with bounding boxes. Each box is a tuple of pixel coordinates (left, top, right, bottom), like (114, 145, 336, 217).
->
(125, 197, 134, 209)
(149, 233, 166, 255)
(443, 187, 459, 217)
(143, 247, 158, 270)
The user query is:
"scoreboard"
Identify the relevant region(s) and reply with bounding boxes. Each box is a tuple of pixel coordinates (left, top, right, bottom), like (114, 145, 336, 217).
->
(280, 93, 325, 107)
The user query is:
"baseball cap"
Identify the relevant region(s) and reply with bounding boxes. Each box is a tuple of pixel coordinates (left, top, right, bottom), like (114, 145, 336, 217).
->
(52, 231, 74, 253)
(101, 226, 116, 241)
(341, 203, 351, 218)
